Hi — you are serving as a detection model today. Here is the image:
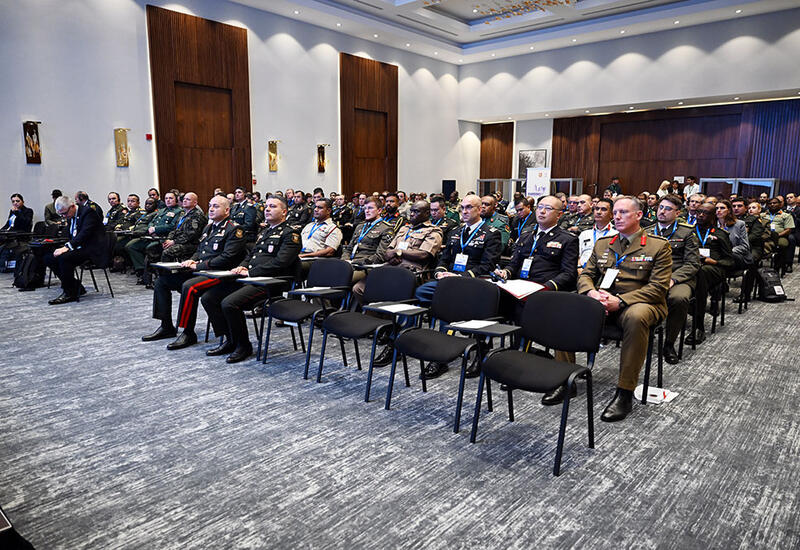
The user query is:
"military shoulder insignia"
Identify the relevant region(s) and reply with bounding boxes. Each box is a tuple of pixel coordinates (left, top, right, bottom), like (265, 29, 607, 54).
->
(235, 228, 244, 238)
(292, 233, 300, 243)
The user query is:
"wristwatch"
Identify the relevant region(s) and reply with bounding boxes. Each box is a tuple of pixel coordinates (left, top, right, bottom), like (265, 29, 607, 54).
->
(397, 249, 402, 257)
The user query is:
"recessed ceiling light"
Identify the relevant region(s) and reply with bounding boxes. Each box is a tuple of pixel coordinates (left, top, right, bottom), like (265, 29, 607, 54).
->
(571, 38, 577, 42)
(620, 30, 626, 34)
(629, 106, 634, 109)
(678, 101, 684, 105)
(544, 114, 549, 117)
(479, 119, 483, 122)
(405, 43, 410, 47)
(473, 8, 478, 13)
(735, 9, 742, 14)
(734, 96, 740, 100)
(507, 117, 512, 120)
(529, 46, 534, 50)
(491, 53, 495, 57)
(585, 110, 590, 113)
(373, 34, 378, 38)
(294, 10, 300, 15)
(458, 59, 463, 62)
(434, 51, 438, 55)
(674, 20, 680, 24)
(336, 22, 341, 27)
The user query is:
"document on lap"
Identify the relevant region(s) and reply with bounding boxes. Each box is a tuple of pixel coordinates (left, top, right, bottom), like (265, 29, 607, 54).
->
(492, 278, 545, 299)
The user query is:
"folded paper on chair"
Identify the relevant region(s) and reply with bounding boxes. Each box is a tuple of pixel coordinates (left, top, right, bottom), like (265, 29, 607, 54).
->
(450, 320, 497, 330)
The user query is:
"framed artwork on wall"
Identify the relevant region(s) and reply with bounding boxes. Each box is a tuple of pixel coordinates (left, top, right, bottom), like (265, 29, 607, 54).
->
(518, 149, 546, 178)
(268, 140, 278, 172)
(317, 144, 329, 173)
(23, 121, 41, 164)
(114, 128, 130, 167)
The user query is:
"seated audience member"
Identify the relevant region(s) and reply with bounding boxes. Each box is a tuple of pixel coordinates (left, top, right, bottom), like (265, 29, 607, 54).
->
(231, 186, 259, 242)
(299, 198, 343, 259)
(142, 195, 246, 349)
(430, 196, 458, 241)
(669, 181, 681, 195)
(508, 197, 535, 247)
(380, 200, 443, 277)
(160, 192, 207, 262)
(716, 200, 752, 269)
(682, 176, 700, 202)
(656, 180, 671, 198)
(646, 194, 701, 364)
(74, 190, 103, 217)
(602, 188, 614, 200)
(607, 176, 623, 196)
(480, 195, 511, 249)
(104, 192, 128, 230)
(758, 192, 769, 208)
(343, 197, 393, 282)
(44, 189, 63, 225)
(577, 197, 617, 269)
(331, 194, 355, 242)
(731, 198, 768, 301)
(114, 197, 156, 264)
(578, 196, 672, 422)
(381, 193, 407, 235)
(685, 203, 734, 345)
(560, 194, 594, 235)
(352, 193, 368, 225)
(125, 192, 180, 283)
(0, 194, 35, 259)
(682, 194, 705, 226)
(200, 197, 302, 363)
(45, 195, 106, 305)
(113, 194, 144, 231)
(287, 190, 311, 229)
(762, 197, 795, 275)
(148, 188, 167, 209)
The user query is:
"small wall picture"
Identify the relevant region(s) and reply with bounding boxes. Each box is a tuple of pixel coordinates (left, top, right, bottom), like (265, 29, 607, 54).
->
(114, 128, 130, 167)
(268, 140, 278, 172)
(317, 144, 326, 173)
(518, 149, 546, 178)
(23, 121, 41, 164)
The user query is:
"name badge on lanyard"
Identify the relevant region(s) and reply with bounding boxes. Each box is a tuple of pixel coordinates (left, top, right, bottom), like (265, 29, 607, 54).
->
(453, 253, 468, 272)
(600, 268, 619, 289)
(520, 258, 533, 278)
(699, 248, 710, 258)
(398, 241, 409, 250)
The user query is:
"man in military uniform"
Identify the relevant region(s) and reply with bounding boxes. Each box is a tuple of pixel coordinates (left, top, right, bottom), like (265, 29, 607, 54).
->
(75, 190, 103, 217)
(160, 192, 207, 262)
(104, 192, 128, 230)
(114, 197, 156, 263)
(287, 191, 311, 229)
(561, 194, 594, 235)
(509, 197, 535, 249)
(201, 197, 302, 363)
(380, 200, 443, 277)
(578, 198, 617, 270)
(142, 195, 247, 349)
(685, 203, 734, 345)
(578, 196, 672, 422)
(125, 191, 180, 282)
(230, 187, 258, 242)
(430, 196, 458, 242)
(343, 196, 393, 283)
(299, 198, 343, 260)
(381, 193, 407, 235)
(480, 195, 511, 250)
(647, 194, 701, 363)
(148, 188, 167, 209)
(732, 198, 768, 301)
(113, 194, 144, 231)
(682, 194, 705, 226)
(332, 194, 355, 243)
(762, 197, 795, 275)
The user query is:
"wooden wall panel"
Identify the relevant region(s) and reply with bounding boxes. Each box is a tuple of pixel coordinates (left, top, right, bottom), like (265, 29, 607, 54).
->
(552, 100, 800, 197)
(479, 122, 514, 179)
(147, 6, 251, 208)
(340, 53, 398, 197)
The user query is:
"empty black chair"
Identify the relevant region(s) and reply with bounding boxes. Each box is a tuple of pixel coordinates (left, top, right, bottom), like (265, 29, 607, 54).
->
(470, 292, 605, 476)
(260, 258, 353, 377)
(78, 232, 117, 298)
(315, 266, 417, 401)
(386, 276, 500, 433)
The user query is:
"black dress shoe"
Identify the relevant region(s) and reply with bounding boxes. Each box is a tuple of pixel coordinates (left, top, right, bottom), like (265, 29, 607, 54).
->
(684, 330, 706, 346)
(79, 285, 87, 296)
(732, 294, 747, 304)
(48, 293, 78, 305)
(207, 339, 236, 356)
(226, 345, 253, 363)
(600, 388, 634, 422)
(142, 326, 177, 342)
(663, 342, 680, 365)
(371, 346, 393, 367)
(786, 265, 793, 274)
(420, 362, 448, 379)
(541, 384, 578, 406)
(166, 331, 198, 350)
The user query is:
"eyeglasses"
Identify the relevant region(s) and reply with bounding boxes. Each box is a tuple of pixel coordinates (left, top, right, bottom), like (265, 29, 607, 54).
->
(536, 205, 559, 212)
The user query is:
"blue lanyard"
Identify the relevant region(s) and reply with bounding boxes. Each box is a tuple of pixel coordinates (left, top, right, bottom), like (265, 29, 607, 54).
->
(383, 214, 396, 223)
(357, 220, 380, 243)
(695, 226, 711, 247)
(657, 221, 677, 240)
(460, 220, 485, 251)
(433, 218, 443, 226)
(308, 222, 325, 240)
(177, 214, 187, 228)
(528, 231, 544, 258)
(516, 213, 532, 239)
(611, 250, 628, 268)
(593, 224, 611, 244)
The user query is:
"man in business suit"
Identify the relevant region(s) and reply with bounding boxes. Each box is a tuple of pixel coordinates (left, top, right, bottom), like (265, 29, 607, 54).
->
(45, 195, 106, 304)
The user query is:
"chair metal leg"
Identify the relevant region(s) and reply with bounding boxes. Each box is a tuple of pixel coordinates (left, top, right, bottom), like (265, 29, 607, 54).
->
(554, 380, 573, 477)
(402, 354, 410, 387)
(289, 325, 299, 351)
(454, 347, 474, 434)
(691, 300, 697, 351)
(364, 333, 379, 402)
(585, 372, 595, 449)
(316, 329, 328, 383)
(418, 359, 427, 393)
(678, 316, 686, 359)
(507, 389, 514, 422)
(303, 315, 317, 380)
(338, 336, 348, 367)
(251, 316, 260, 341)
(485, 378, 493, 412)
(103, 269, 114, 297)
(721, 292, 726, 326)
(385, 347, 400, 410)
(90, 269, 99, 292)
(642, 327, 655, 405)
(297, 323, 306, 353)
(469, 372, 486, 443)
(657, 326, 664, 389)
(353, 340, 362, 370)
(262, 315, 273, 364)
(205, 318, 210, 343)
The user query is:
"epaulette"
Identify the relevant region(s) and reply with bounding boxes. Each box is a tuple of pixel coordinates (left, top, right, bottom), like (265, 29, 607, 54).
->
(677, 222, 693, 228)
(648, 233, 668, 241)
(596, 234, 615, 241)
(487, 226, 498, 232)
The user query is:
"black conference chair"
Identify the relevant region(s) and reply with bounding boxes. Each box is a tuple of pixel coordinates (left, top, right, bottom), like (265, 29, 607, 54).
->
(78, 232, 117, 298)
(470, 292, 605, 476)
(314, 266, 417, 401)
(260, 258, 353, 378)
(386, 276, 500, 433)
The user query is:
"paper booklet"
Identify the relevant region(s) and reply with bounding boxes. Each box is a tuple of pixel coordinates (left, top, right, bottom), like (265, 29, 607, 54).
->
(492, 278, 545, 299)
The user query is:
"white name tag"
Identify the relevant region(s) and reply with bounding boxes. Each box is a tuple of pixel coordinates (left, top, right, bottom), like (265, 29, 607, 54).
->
(453, 253, 468, 272)
(699, 248, 710, 258)
(600, 268, 619, 289)
(103, 218, 108, 225)
(520, 258, 533, 278)
(350, 243, 358, 258)
(770, 223, 776, 231)
(398, 241, 409, 250)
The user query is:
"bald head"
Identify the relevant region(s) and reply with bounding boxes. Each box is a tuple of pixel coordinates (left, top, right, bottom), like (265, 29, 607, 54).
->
(408, 200, 430, 226)
(461, 195, 482, 225)
(182, 192, 198, 211)
(208, 195, 230, 222)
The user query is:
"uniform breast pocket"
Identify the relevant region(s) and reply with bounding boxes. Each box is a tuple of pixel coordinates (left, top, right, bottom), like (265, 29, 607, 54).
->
(624, 260, 653, 279)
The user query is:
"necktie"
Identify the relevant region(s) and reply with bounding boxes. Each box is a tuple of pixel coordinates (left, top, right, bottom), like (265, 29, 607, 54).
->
(619, 237, 629, 250)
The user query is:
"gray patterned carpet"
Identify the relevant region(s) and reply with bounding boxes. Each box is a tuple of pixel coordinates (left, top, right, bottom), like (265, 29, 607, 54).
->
(1, 268, 798, 549)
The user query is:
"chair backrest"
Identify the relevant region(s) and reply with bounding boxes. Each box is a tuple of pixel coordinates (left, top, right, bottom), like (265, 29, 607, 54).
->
(362, 266, 417, 304)
(520, 292, 606, 353)
(306, 258, 353, 288)
(431, 276, 500, 323)
(97, 232, 117, 268)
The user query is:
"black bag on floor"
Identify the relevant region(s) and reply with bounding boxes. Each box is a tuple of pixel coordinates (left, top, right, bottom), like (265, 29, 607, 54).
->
(12, 253, 44, 291)
(756, 267, 787, 302)
(0, 247, 14, 272)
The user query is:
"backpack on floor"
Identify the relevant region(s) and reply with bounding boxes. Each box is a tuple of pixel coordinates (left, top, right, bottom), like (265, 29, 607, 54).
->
(0, 248, 15, 272)
(756, 267, 787, 303)
(12, 253, 43, 291)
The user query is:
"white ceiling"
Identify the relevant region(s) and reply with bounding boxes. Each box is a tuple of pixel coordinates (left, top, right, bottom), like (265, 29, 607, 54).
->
(231, 0, 800, 64)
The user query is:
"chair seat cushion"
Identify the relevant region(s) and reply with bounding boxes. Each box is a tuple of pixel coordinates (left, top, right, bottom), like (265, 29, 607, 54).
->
(268, 299, 322, 322)
(394, 329, 474, 363)
(482, 350, 588, 393)
(323, 312, 393, 339)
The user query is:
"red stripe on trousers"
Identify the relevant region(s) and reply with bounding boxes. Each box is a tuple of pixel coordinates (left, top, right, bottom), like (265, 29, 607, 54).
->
(178, 277, 221, 328)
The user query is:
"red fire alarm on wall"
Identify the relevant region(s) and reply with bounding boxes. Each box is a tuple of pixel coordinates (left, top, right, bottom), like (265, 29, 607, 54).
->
(145, 133, 153, 141)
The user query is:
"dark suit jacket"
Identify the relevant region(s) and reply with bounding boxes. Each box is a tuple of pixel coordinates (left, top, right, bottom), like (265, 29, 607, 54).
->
(506, 225, 578, 291)
(2, 206, 33, 233)
(67, 204, 106, 263)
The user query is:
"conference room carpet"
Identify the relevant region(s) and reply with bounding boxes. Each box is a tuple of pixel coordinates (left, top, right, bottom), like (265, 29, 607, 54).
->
(0, 268, 798, 549)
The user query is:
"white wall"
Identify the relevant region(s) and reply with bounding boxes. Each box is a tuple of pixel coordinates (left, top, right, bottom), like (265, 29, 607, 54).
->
(459, 9, 800, 120)
(513, 119, 553, 179)
(0, 0, 466, 221)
